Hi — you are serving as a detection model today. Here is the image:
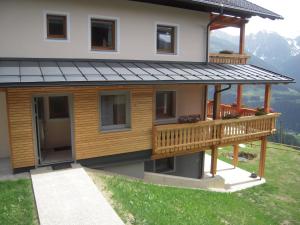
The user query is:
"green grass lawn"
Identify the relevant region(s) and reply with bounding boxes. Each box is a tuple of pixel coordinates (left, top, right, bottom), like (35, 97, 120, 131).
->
(0, 179, 38, 225)
(92, 142, 300, 225)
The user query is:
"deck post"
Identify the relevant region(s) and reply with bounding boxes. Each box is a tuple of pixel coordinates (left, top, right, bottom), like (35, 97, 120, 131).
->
(239, 21, 246, 55)
(264, 84, 271, 113)
(214, 85, 221, 119)
(210, 146, 218, 177)
(233, 144, 239, 168)
(236, 84, 243, 112)
(258, 137, 267, 178)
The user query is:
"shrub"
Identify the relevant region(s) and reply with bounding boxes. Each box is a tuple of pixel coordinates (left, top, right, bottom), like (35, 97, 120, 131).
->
(178, 114, 201, 123)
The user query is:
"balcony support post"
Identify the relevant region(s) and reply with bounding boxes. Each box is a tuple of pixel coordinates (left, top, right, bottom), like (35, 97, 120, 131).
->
(233, 144, 239, 168)
(258, 137, 267, 178)
(210, 146, 218, 177)
(213, 85, 222, 120)
(264, 84, 272, 113)
(239, 21, 246, 54)
(236, 84, 243, 113)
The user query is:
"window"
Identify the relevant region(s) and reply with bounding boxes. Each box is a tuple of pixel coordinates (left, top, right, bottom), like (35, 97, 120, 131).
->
(47, 14, 67, 39)
(156, 91, 176, 120)
(91, 19, 116, 51)
(155, 157, 175, 173)
(49, 96, 69, 119)
(157, 25, 176, 54)
(100, 91, 130, 130)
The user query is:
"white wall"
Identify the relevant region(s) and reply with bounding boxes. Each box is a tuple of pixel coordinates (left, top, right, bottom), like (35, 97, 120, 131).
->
(0, 92, 10, 158)
(0, 0, 208, 61)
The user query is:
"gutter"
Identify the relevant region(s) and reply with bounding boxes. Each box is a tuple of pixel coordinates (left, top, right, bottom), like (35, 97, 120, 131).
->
(213, 84, 231, 120)
(205, 5, 224, 64)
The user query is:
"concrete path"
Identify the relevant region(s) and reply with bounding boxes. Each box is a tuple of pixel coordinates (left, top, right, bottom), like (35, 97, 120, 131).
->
(204, 154, 265, 192)
(31, 165, 124, 225)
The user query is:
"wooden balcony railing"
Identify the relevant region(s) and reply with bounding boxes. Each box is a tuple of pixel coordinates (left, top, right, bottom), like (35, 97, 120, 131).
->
(209, 53, 250, 64)
(152, 113, 280, 159)
(207, 101, 258, 118)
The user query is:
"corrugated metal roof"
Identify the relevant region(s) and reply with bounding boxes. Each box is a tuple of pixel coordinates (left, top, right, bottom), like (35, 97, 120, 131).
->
(132, 0, 283, 20)
(0, 59, 293, 87)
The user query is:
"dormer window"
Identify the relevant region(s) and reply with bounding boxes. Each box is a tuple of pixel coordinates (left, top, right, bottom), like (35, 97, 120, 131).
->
(46, 14, 67, 39)
(157, 25, 176, 54)
(91, 19, 116, 51)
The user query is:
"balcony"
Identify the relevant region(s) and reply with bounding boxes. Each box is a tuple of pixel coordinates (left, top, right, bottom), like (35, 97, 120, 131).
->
(209, 53, 250, 64)
(207, 101, 258, 118)
(152, 113, 279, 159)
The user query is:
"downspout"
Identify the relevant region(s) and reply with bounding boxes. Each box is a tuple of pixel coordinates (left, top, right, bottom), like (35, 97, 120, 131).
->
(213, 84, 232, 120)
(206, 5, 224, 64)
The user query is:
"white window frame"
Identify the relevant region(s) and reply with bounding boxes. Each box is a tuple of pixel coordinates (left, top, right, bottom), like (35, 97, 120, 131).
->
(155, 90, 177, 123)
(99, 90, 131, 132)
(155, 22, 179, 56)
(43, 10, 70, 42)
(88, 15, 120, 54)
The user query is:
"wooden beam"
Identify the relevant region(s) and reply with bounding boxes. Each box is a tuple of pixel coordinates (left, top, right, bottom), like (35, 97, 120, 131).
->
(239, 22, 246, 54)
(233, 144, 239, 168)
(210, 146, 218, 177)
(0, 88, 7, 92)
(236, 84, 243, 112)
(214, 84, 221, 120)
(258, 137, 267, 178)
(264, 84, 272, 113)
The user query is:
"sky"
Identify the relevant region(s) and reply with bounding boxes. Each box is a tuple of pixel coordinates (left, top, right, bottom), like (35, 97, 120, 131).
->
(223, 0, 300, 39)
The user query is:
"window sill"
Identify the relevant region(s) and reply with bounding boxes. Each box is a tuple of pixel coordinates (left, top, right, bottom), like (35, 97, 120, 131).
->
(90, 48, 118, 53)
(100, 127, 131, 133)
(155, 118, 177, 125)
(156, 51, 178, 56)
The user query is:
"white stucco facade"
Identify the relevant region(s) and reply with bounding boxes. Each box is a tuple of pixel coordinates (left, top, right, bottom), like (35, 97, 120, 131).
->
(0, 0, 208, 61)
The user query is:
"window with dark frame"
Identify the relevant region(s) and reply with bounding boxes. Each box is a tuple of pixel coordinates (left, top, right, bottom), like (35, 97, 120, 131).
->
(156, 91, 176, 120)
(101, 92, 130, 130)
(155, 157, 175, 173)
(91, 19, 116, 51)
(157, 25, 175, 54)
(49, 96, 69, 119)
(47, 14, 67, 39)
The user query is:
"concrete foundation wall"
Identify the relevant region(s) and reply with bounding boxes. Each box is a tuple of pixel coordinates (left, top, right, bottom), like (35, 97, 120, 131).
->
(101, 161, 145, 179)
(0, 92, 10, 158)
(145, 152, 204, 179)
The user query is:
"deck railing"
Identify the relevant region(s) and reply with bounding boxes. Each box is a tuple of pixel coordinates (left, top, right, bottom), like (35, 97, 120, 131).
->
(209, 53, 250, 64)
(152, 113, 279, 159)
(207, 101, 258, 118)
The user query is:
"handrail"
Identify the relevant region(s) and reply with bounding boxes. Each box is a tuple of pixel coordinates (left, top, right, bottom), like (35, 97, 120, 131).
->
(152, 113, 280, 159)
(207, 101, 258, 118)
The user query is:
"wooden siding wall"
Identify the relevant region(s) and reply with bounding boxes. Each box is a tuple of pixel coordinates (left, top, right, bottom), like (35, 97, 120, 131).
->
(7, 86, 153, 169)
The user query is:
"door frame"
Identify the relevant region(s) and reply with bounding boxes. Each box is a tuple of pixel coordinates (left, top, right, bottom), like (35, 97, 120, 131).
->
(32, 93, 75, 166)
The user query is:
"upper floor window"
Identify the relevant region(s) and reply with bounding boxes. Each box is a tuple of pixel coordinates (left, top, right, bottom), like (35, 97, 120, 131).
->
(156, 25, 176, 54)
(47, 14, 67, 39)
(100, 91, 130, 131)
(91, 19, 116, 51)
(156, 91, 176, 120)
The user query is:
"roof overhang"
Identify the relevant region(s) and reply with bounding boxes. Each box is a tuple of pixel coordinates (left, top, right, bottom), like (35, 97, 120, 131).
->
(130, 0, 283, 20)
(0, 58, 294, 88)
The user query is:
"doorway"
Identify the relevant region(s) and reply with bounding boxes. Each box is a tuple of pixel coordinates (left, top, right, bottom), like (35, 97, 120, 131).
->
(33, 95, 73, 165)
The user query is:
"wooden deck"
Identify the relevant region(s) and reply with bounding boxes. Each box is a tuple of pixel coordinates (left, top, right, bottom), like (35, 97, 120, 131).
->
(152, 113, 279, 159)
(209, 53, 250, 64)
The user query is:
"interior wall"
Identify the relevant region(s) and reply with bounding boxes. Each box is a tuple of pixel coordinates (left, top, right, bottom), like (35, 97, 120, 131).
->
(0, 92, 10, 158)
(177, 85, 205, 119)
(42, 96, 71, 149)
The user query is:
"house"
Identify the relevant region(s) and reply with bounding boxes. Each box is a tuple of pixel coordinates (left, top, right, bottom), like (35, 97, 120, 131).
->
(0, 0, 294, 179)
